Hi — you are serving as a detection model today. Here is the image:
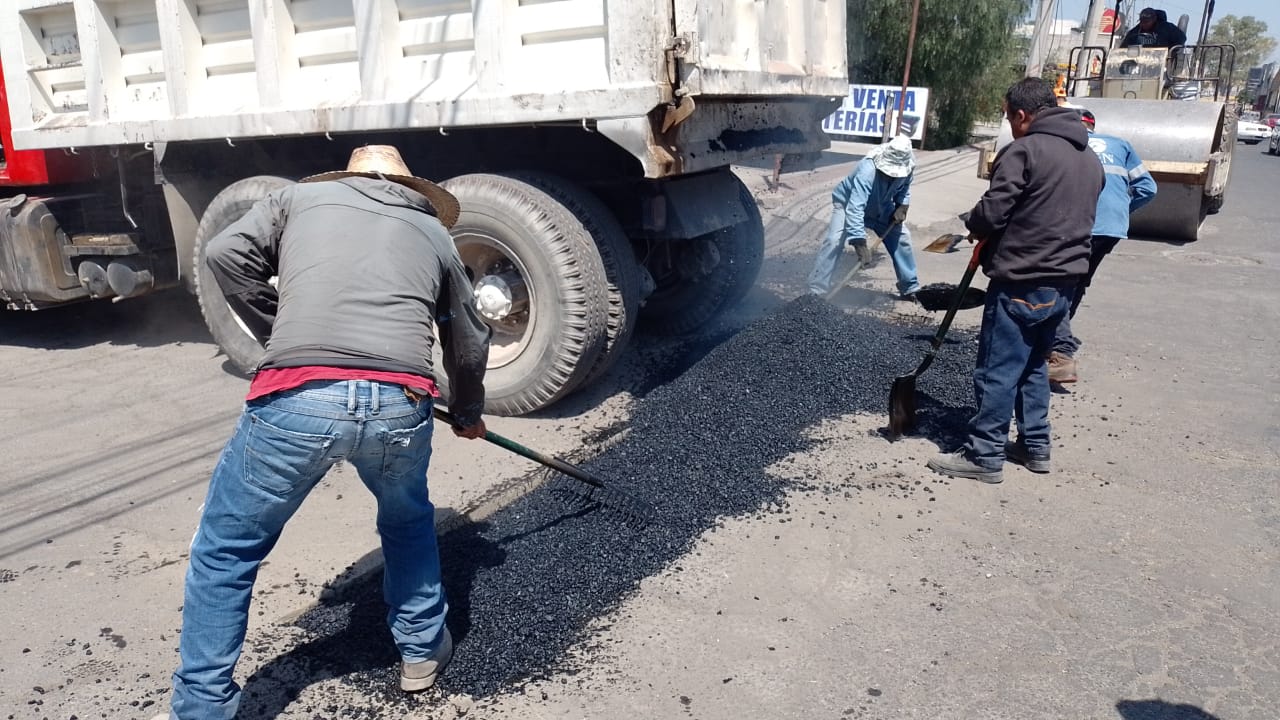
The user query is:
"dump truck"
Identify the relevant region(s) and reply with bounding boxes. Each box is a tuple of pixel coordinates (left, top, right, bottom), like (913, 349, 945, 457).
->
(0, 0, 846, 414)
(980, 42, 1237, 242)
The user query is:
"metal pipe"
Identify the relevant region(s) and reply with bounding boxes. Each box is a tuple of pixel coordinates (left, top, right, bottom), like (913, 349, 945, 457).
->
(893, 0, 922, 138)
(113, 151, 138, 230)
(1198, 0, 1216, 45)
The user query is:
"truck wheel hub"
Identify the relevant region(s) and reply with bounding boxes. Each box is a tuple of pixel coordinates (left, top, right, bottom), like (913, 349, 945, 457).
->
(474, 272, 529, 321)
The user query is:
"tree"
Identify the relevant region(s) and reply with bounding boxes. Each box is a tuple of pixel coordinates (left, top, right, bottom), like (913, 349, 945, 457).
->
(848, 0, 1030, 149)
(1206, 15, 1277, 77)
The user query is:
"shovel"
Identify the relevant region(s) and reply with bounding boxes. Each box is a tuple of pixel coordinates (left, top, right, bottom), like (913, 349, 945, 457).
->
(887, 239, 986, 440)
(914, 232, 986, 311)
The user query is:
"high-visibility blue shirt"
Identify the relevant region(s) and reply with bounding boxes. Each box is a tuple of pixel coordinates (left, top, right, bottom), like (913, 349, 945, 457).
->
(831, 157, 912, 241)
(1087, 132, 1157, 238)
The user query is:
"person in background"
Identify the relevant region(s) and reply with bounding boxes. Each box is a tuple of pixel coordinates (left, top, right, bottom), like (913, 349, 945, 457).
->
(156, 145, 491, 720)
(1120, 7, 1187, 49)
(807, 134, 922, 301)
(927, 79, 1103, 484)
(1048, 108, 1158, 384)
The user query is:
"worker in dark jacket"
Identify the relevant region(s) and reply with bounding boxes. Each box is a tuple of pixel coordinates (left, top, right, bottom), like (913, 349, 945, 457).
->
(928, 79, 1104, 484)
(1120, 7, 1187, 48)
(161, 146, 491, 720)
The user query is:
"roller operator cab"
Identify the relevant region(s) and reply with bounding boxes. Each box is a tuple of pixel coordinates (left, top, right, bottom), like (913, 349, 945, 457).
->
(0, 0, 848, 414)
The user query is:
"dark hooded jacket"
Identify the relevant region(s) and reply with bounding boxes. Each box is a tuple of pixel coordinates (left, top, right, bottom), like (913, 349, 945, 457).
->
(205, 177, 490, 425)
(965, 106, 1104, 283)
(1120, 9, 1187, 48)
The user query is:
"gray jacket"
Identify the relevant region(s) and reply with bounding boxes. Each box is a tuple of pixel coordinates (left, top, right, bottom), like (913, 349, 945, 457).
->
(206, 177, 490, 425)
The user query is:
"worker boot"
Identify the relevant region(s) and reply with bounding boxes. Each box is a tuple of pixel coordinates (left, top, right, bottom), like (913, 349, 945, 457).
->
(1048, 352, 1077, 384)
(927, 451, 1003, 484)
(1005, 440, 1051, 474)
(400, 627, 453, 692)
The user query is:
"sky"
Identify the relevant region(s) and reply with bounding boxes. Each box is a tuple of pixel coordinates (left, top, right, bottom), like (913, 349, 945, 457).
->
(1054, 0, 1280, 64)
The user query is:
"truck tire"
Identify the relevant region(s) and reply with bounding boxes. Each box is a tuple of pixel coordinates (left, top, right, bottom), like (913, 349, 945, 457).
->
(193, 175, 294, 373)
(442, 173, 610, 415)
(507, 172, 641, 385)
(639, 173, 765, 336)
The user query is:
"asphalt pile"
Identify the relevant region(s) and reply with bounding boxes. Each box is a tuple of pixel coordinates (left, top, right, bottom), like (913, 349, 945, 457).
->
(235, 295, 980, 715)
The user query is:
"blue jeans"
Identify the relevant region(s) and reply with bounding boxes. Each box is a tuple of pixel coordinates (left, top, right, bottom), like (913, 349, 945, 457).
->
(1053, 236, 1120, 356)
(963, 281, 1074, 468)
(807, 204, 920, 296)
(170, 380, 446, 720)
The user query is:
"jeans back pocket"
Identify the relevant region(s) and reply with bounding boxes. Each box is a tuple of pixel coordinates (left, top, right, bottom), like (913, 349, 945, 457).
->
(378, 415, 435, 481)
(1007, 287, 1064, 326)
(244, 413, 339, 499)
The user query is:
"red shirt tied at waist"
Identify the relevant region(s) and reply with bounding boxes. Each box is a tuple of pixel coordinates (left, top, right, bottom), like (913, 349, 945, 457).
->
(246, 366, 439, 401)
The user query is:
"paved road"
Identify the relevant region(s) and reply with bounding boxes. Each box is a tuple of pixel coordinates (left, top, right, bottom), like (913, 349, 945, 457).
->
(0, 141, 1275, 718)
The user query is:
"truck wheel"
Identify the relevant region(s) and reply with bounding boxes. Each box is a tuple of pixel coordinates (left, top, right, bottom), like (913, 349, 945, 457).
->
(507, 172, 641, 384)
(442, 174, 610, 416)
(193, 175, 294, 373)
(1206, 194, 1224, 215)
(639, 173, 764, 335)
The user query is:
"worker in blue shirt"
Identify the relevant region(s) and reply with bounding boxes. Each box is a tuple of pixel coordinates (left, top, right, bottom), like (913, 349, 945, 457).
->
(1049, 108, 1157, 383)
(808, 134, 921, 300)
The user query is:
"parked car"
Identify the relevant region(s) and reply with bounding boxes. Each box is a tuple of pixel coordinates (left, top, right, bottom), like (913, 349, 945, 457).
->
(1269, 126, 1280, 155)
(1237, 120, 1271, 144)
(1265, 113, 1280, 128)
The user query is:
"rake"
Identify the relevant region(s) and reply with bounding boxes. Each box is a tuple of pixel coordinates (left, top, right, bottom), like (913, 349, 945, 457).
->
(432, 407, 652, 524)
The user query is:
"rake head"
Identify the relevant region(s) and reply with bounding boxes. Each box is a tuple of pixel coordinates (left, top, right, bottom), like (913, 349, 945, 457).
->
(541, 468, 654, 528)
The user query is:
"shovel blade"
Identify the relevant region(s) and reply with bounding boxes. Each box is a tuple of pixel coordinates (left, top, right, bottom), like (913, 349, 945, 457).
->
(887, 374, 918, 440)
(923, 233, 966, 254)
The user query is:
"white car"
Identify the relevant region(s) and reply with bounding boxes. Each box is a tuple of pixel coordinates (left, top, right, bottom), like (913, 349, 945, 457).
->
(1238, 120, 1270, 144)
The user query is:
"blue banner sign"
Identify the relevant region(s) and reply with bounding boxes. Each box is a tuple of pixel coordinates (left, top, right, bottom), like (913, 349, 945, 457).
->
(824, 84, 930, 141)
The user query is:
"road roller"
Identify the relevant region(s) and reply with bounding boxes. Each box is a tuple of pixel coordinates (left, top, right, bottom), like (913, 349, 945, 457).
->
(979, 44, 1238, 243)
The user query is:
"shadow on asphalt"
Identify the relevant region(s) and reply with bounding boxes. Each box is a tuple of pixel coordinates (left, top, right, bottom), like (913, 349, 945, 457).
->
(228, 296, 981, 716)
(0, 288, 213, 350)
(1116, 699, 1222, 720)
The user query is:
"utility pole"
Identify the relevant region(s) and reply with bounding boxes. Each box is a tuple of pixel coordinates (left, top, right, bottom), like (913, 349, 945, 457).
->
(1080, 0, 1108, 48)
(1072, 0, 1110, 96)
(1025, 0, 1060, 79)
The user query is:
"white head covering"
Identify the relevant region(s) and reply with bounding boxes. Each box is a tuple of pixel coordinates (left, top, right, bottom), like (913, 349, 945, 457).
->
(870, 135, 916, 178)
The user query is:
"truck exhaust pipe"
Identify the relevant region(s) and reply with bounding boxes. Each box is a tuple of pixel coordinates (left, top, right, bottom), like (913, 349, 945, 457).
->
(106, 258, 155, 300)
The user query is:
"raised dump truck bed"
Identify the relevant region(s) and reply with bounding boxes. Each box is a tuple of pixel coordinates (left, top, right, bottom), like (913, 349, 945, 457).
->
(0, 0, 848, 415)
(1, 0, 845, 174)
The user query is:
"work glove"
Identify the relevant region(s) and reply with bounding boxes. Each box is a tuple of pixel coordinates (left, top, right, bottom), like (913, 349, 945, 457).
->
(892, 204, 909, 225)
(853, 242, 875, 267)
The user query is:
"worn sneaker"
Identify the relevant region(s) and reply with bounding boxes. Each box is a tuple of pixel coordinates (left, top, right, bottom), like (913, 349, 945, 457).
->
(1005, 440, 1051, 473)
(927, 451, 1003, 484)
(400, 627, 453, 692)
(1048, 352, 1078, 383)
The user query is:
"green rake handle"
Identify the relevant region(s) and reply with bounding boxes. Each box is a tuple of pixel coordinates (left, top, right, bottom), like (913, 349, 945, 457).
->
(432, 407, 606, 489)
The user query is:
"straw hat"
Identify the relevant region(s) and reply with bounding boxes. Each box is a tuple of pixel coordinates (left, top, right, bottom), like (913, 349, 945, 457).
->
(870, 135, 916, 178)
(301, 145, 460, 228)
